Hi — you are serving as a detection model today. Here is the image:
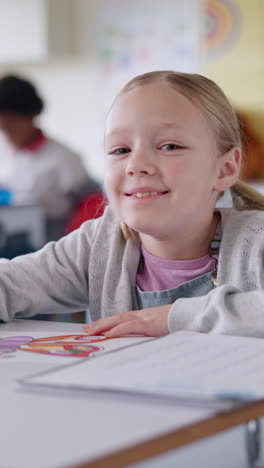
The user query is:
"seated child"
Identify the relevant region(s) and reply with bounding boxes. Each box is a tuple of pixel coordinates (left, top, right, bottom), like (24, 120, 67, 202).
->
(0, 74, 101, 240)
(0, 70, 264, 339)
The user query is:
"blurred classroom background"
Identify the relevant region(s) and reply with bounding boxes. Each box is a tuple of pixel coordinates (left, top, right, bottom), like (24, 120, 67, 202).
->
(0, 0, 263, 322)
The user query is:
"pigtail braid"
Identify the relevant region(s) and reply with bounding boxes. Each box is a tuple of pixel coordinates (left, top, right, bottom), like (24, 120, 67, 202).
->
(230, 180, 264, 210)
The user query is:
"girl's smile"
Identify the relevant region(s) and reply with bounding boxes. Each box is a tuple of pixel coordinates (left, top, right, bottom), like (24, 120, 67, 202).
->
(124, 186, 169, 201)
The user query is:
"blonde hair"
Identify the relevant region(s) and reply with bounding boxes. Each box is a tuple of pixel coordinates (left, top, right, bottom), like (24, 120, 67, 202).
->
(113, 71, 264, 240)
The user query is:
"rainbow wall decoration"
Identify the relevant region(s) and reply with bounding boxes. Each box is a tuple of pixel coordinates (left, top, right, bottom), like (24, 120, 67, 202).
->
(205, 0, 242, 60)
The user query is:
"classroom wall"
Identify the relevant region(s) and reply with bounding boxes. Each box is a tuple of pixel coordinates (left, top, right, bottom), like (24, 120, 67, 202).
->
(204, 0, 264, 150)
(0, 0, 105, 180)
(0, 0, 263, 180)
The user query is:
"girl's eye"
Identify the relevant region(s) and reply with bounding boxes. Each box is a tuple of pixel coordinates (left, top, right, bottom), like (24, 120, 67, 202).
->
(160, 143, 182, 151)
(110, 148, 130, 155)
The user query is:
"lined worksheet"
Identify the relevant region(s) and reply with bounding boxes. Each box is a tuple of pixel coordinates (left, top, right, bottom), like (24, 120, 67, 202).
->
(19, 331, 264, 407)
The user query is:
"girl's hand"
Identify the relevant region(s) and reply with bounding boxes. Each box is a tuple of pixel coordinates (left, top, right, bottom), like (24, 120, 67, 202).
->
(83, 304, 171, 338)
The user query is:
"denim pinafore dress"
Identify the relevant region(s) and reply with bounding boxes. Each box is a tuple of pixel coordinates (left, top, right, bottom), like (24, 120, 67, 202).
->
(136, 220, 222, 310)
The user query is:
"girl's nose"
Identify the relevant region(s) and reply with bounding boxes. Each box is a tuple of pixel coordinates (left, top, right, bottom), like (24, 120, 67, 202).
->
(126, 150, 156, 176)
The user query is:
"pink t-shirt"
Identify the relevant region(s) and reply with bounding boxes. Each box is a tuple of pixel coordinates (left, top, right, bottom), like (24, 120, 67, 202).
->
(137, 245, 218, 292)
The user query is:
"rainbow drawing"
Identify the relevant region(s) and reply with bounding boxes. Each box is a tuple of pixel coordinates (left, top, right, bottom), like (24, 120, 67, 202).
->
(0, 334, 108, 359)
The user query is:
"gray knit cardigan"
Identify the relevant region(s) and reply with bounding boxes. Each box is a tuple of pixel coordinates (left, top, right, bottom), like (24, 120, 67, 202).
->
(1, 206, 264, 337)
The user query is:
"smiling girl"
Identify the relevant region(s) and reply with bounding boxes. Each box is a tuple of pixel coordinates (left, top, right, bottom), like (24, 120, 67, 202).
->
(1, 71, 264, 338)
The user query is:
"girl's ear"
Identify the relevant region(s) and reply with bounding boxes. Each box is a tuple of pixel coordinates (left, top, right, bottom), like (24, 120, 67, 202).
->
(214, 147, 242, 192)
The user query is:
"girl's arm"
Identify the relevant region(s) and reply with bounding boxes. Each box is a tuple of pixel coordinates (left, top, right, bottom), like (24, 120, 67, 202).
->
(0, 224, 92, 322)
(84, 286, 264, 338)
(168, 285, 264, 337)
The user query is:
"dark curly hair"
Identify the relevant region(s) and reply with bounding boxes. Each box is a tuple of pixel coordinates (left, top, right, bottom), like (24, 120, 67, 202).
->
(0, 74, 44, 116)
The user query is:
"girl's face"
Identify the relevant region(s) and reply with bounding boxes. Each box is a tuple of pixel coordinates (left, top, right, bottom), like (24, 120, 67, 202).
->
(104, 83, 231, 240)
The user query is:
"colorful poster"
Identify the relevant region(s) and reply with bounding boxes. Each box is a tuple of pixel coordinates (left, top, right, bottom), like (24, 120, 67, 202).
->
(95, 0, 202, 114)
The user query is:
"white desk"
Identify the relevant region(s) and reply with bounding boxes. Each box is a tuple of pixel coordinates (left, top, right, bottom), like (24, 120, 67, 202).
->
(1, 320, 264, 468)
(0, 204, 46, 249)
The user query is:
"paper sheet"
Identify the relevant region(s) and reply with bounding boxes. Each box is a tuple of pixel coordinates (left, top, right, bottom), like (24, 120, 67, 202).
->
(19, 331, 264, 407)
(0, 330, 151, 365)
